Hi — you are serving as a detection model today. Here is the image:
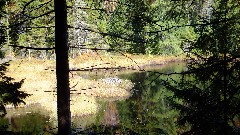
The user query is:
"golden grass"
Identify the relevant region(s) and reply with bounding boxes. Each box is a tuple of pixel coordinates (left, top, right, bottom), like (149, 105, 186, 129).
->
(69, 53, 185, 71)
(5, 54, 184, 117)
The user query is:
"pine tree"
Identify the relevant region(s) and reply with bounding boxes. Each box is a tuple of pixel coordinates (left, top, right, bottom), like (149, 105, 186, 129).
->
(0, 0, 29, 117)
(163, 0, 240, 134)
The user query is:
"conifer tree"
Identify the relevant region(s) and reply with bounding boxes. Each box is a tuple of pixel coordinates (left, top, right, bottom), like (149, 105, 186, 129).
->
(0, 0, 29, 118)
(163, 0, 240, 134)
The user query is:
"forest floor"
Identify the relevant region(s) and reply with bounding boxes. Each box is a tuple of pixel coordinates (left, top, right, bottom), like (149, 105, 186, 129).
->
(5, 54, 185, 117)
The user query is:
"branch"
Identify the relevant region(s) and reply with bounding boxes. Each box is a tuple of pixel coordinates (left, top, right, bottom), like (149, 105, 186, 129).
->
(10, 10, 54, 27)
(22, 0, 35, 14)
(147, 17, 239, 34)
(70, 66, 126, 72)
(28, 0, 53, 13)
(9, 44, 120, 52)
(0, 25, 56, 29)
(68, 26, 147, 44)
(69, 46, 115, 51)
(9, 45, 54, 50)
(22, 0, 53, 15)
(67, 6, 106, 12)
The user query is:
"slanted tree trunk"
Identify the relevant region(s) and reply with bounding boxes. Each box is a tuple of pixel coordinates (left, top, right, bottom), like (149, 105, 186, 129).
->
(54, 0, 71, 134)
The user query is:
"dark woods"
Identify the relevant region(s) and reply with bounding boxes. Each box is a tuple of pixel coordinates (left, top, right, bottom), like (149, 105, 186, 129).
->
(162, 0, 240, 134)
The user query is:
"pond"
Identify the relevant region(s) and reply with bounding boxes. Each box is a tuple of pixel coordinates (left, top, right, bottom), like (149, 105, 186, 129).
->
(0, 62, 186, 135)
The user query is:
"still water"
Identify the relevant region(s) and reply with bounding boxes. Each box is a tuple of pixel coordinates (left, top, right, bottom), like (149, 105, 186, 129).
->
(0, 62, 185, 135)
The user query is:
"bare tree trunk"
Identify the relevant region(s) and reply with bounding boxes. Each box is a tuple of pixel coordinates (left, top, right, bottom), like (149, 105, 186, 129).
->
(54, 0, 71, 134)
(5, 1, 12, 58)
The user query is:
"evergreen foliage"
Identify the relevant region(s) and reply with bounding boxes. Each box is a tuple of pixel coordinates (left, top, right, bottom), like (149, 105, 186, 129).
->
(162, 0, 240, 134)
(2, 0, 240, 133)
(0, 0, 30, 117)
(107, 0, 197, 55)
(0, 62, 30, 117)
(4, 0, 55, 58)
(2, 0, 198, 56)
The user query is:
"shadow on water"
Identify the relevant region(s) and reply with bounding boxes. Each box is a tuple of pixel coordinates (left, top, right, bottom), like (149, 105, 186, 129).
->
(0, 62, 186, 135)
(76, 62, 186, 135)
(0, 104, 55, 135)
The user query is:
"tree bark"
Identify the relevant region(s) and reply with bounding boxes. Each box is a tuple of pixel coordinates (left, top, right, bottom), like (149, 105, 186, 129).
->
(54, 0, 71, 134)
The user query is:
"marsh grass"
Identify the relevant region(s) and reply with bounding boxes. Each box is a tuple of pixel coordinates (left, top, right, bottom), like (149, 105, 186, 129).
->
(5, 54, 183, 117)
(69, 54, 185, 70)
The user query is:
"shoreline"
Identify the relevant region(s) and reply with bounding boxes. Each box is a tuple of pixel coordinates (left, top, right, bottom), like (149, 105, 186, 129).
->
(5, 54, 185, 116)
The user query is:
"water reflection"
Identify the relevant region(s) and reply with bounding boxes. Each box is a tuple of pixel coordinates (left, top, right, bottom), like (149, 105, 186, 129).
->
(102, 102, 119, 126)
(115, 63, 185, 134)
(0, 62, 185, 134)
(77, 62, 185, 134)
(0, 105, 54, 134)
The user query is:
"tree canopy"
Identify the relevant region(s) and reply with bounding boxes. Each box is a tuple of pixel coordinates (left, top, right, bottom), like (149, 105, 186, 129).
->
(162, 0, 240, 134)
(1, 0, 240, 134)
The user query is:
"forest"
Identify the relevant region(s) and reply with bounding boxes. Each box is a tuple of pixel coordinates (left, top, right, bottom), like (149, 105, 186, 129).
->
(0, 0, 199, 58)
(0, 0, 240, 134)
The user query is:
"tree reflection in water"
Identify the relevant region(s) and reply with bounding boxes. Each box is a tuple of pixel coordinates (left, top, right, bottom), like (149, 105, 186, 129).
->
(78, 63, 185, 135)
(1, 63, 186, 134)
(103, 102, 119, 126)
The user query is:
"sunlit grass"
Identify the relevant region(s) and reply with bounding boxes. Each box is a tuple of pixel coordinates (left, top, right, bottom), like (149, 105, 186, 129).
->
(5, 54, 184, 116)
(69, 53, 185, 70)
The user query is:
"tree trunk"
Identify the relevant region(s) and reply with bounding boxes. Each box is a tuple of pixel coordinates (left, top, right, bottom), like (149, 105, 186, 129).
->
(54, 0, 71, 134)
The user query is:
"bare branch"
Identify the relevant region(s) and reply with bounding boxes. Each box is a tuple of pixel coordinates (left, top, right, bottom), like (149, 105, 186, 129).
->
(67, 6, 106, 12)
(29, 0, 53, 13)
(70, 66, 126, 72)
(148, 17, 239, 34)
(10, 10, 54, 27)
(22, 0, 35, 14)
(69, 46, 114, 51)
(68, 25, 147, 44)
(9, 45, 54, 50)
